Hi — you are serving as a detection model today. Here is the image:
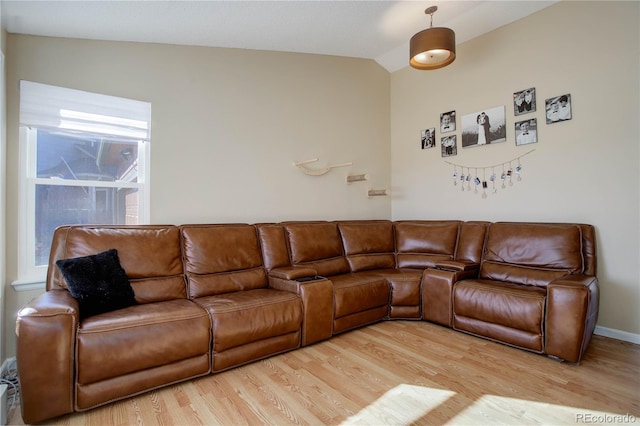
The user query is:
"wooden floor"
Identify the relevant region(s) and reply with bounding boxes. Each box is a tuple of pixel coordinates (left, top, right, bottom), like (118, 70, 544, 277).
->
(9, 321, 640, 425)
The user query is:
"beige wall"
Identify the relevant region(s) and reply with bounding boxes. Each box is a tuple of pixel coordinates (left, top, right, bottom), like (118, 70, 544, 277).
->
(3, 36, 391, 358)
(3, 0, 639, 360)
(391, 1, 640, 336)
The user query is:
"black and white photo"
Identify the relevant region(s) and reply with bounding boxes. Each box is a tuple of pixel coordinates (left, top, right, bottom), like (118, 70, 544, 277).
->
(440, 110, 456, 133)
(421, 128, 435, 149)
(513, 87, 536, 116)
(461, 106, 506, 148)
(515, 118, 538, 146)
(545, 94, 572, 124)
(441, 135, 457, 157)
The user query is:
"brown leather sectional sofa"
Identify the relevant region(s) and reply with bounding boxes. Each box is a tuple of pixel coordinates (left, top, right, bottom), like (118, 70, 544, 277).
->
(16, 220, 599, 423)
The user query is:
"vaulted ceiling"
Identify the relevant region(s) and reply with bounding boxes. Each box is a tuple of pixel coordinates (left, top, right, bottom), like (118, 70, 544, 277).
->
(1, 1, 557, 72)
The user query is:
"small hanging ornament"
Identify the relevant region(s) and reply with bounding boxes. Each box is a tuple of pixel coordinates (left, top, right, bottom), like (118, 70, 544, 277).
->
(508, 161, 514, 187)
(490, 167, 497, 194)
(501, 164, 507, 189)
(481, 169, 488, 199)
(474, 168, 480, 194)
(516, 159, 523, 181)
(452, 165, 458, 186)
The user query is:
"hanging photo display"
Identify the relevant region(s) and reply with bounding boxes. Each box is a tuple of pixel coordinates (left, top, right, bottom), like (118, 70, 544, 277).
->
(461, 105, 506, 148)
(421, 128, 435, 149)
(515, 118, 538, 146)
(445, 149, 535, 199)
(431, 84, 574, 199)
(513, 87, 536, 116)
(545, 94, 572, 124)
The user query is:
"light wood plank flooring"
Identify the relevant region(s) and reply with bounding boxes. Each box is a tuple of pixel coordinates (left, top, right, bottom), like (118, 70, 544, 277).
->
(8, 321, 640, 425)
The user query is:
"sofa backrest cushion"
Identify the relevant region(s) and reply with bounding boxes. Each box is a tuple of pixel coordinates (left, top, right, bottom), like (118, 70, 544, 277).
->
(480, 222, 586, 287)
(181, 224, 267, 298)
(455, 222, 489, 263)
(283, 222, 350, 276)
(395, 221, 460, 269)
(338, 221, 396, 272)
(47, 225, 186, 303)
(256, 224, 291, 271)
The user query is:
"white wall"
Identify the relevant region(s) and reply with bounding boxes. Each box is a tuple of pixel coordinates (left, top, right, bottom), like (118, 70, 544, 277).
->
(3, 37, 391, 358)
(391, 1, 640, 336)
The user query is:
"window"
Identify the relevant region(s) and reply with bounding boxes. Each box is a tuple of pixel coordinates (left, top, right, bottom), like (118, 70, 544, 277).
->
(17, 81, 151, 284)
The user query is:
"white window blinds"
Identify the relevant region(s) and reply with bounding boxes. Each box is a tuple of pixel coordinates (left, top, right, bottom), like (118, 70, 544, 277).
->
(19, 80, 151, 142)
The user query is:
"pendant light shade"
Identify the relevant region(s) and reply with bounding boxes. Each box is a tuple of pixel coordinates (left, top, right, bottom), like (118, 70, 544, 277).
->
(410, 6, 456, 70)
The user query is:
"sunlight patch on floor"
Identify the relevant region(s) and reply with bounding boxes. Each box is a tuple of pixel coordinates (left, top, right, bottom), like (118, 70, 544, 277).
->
(448, 394, 638, 425)
(340, 384, 637, 426)
(340, 384, 455, 425)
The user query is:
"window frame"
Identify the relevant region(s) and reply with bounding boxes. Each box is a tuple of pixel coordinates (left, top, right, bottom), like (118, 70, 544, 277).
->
(14, 86, 151, 288)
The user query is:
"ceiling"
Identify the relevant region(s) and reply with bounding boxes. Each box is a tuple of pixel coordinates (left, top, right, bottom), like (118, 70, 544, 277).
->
(1, 0, 558, 72)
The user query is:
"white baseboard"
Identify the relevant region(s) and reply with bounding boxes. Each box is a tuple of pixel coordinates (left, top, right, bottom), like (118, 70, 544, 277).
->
(0, 384, 7, 426)
(594, 326, 640, 344)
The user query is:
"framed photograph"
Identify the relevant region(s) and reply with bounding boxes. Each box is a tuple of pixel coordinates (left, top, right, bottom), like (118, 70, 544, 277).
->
(461, 105, 506, 148)
(421, 128, 435, 149)
(515, 118, 538, 146)
(440, 110, 456, 133)
(513, 87, 536, 116)
(545, 94, 572, 124)
(441, 135, 457, 157)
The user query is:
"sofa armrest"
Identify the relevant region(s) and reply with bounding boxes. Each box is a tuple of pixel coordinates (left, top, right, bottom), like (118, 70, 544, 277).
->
(16, 290, 79, 424)
(269, 266, 318, 281)
(435, 260, 479, 273)
(269, 276, 333, 346)
(422, 268, 479, 327)
(546, 275, 599, 364)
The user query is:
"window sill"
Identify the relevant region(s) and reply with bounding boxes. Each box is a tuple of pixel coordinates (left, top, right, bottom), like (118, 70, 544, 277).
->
(11, 278, 46, 292)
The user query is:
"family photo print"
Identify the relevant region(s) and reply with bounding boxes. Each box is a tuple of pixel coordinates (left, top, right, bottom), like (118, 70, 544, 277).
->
(513, 87, 536, 116)
(546, 94, 572, 124)
(461, 105, 506, 148)
(421, 128, 435, 149)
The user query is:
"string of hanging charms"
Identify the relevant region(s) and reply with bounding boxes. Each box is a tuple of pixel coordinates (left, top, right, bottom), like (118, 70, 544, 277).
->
(445, 149, 535, 199)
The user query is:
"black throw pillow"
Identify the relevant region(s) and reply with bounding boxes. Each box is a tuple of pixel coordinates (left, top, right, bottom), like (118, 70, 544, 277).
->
(56, 249, 137, 319)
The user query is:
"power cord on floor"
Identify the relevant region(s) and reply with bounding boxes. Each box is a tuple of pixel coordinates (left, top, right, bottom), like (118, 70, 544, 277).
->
(1, 366, 20, 410)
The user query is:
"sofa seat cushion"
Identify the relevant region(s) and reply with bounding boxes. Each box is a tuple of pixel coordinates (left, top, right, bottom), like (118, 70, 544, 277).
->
(76, 299, 211, 386)
(368, 269, 422, 306)
(331, 273, 390, 319)
(195, 288, 302, 353)
(367, 269, 423, 319)
(453, 280, 546, 352)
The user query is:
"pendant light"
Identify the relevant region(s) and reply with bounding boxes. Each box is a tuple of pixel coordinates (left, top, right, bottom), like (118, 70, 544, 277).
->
(410, 6, 456, 70)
